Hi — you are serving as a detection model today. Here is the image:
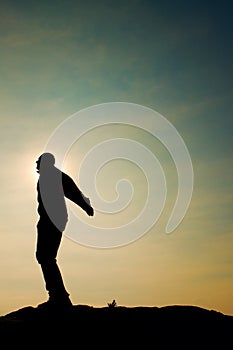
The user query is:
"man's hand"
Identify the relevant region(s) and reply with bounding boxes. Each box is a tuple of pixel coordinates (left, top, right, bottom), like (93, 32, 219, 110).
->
(86, 206, 94, 216)
(82, 193, 94, 216)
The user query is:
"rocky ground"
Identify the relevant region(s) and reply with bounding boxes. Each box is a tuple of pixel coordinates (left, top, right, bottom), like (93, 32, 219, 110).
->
(0, 304, 232, 348)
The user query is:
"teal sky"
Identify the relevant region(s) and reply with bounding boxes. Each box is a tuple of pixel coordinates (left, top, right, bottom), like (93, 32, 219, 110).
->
(0, 0, 233, 316)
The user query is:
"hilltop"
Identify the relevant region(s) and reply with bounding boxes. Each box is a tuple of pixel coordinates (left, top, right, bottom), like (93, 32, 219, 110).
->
(0, 304, 232, 348)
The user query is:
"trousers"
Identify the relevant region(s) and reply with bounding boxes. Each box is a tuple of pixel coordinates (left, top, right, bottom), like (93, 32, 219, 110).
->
(36, 218, 69, 299)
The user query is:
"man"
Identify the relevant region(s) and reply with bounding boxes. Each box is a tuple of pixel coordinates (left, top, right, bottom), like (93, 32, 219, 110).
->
(35, 152, 94, 309)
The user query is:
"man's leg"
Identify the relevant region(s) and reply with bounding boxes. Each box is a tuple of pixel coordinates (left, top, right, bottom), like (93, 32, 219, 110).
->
(36, 219, 72, 307)
(39, 257, 70, 300)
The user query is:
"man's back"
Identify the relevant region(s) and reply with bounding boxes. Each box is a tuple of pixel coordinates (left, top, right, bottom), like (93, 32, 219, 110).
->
(37, 164, 93, 231)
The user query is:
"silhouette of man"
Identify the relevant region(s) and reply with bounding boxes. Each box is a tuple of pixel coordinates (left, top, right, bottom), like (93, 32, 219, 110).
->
(35, 152, 94, 309)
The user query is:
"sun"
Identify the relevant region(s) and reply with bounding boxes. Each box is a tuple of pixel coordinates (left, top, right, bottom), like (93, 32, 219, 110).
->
(20, 150, 42, 186)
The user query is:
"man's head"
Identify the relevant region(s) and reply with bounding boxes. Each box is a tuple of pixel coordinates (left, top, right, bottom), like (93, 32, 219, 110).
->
(36, 153, 55, 173)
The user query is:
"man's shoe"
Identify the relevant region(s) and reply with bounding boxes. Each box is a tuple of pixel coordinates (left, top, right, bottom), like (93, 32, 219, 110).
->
(37, 296, 73, 310)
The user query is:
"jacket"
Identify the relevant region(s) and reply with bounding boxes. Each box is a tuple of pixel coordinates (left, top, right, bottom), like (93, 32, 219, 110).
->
(37, 166, 93, 231)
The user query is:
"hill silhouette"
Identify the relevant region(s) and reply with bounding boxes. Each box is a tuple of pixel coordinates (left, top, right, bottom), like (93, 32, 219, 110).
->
(0, 303, 232, 347)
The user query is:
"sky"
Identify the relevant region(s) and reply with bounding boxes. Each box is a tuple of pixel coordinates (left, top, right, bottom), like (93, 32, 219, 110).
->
(0, 0, 233, 316)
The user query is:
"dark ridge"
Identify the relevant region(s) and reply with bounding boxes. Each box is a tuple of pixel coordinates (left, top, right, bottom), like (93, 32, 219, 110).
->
(1, 304, 232, 347)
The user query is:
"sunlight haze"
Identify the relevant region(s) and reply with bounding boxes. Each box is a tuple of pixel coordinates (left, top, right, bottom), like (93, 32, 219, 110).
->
(0, 0, 233, 316)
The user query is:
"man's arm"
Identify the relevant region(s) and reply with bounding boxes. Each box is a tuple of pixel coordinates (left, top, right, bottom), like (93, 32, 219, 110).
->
(62, 173, 94, 216)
